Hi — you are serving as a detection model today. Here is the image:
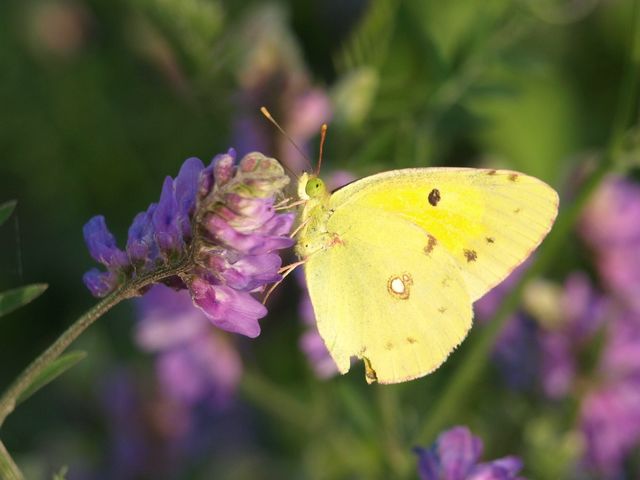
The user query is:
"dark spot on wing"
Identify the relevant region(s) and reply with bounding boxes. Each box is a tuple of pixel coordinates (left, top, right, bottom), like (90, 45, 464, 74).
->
(407, 337, 417, 344)
(487, 170, 497, 175)
(486, 237, 495, 244)
(385, 341, 394, 351)
(513, 208, 521, 214)
(428, 188, 441, 206)
(438, 306, 447, 314)
(509, 173, 519, 182)
(424, 234, 437, 254)
(464, 249, 477, 262)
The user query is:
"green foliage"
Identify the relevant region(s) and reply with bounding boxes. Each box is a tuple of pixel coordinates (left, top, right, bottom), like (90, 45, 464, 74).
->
(52, 466, 68, 480)
(15, 351, 87, 407)
(0, 200, 17, 228)
(0, 284, 48, 318)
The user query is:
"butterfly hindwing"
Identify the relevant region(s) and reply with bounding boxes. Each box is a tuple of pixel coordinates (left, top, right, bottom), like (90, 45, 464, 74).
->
(305, 207, 473, 384)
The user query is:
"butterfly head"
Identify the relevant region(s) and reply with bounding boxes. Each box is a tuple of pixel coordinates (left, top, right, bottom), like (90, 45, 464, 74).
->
(298, 172, 328, 201)
(305, 176, 327, 198)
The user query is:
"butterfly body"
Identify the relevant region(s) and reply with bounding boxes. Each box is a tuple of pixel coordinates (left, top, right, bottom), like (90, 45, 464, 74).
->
(297, 168, 558, 384)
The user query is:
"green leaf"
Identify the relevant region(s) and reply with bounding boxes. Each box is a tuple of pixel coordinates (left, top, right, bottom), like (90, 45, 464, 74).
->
(53, 466, 69, 480)
(334, 0, 397, 73)
(0, 200, 17, 227)
(16, 351, 87, 406)
(0, 284, 48, 318)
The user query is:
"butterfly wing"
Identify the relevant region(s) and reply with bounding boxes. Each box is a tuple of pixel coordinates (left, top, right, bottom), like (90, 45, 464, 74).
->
(328, 168, 559, 301)
(305, 206, 473, 384)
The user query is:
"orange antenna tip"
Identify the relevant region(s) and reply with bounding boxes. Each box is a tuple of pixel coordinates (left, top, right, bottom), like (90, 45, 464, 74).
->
(260, 106, 273, 120)
(316, 123, 328, 175)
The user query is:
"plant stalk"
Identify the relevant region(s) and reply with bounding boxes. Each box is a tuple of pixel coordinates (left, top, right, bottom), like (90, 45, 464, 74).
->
(0, 441, 23, 480)
(0, 259, 192, 479)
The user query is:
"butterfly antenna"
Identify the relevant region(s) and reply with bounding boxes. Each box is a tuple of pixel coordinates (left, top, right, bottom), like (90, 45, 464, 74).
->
(260, 107, 312, 174)
(315, 123, 328, 176)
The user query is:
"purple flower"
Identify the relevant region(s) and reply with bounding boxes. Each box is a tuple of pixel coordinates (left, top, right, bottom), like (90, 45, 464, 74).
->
(575, 305, 640, 475)
(538, 273, 609, 399)
(415, 426, 525, 480)
(83, 150, 293, 338)
(581, 175, 640, 311)
(474, 262, 539, 390)
(136, 285, 242, 407)
(95, 369, 192, 479)
(83, 215, 129, 269)
(580, 376, 640, 476)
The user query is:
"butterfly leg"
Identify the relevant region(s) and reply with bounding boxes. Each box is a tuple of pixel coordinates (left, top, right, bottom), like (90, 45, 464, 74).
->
(275, 198, 307, 211)
(262, 259, 307, 304)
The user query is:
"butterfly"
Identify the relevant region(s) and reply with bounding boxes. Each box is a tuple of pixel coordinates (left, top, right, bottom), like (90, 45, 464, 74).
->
(295, 167, 558, 384)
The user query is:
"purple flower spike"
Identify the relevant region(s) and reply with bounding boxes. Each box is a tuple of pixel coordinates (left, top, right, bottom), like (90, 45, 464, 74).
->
(415, 426, 525, 480)
(83, 215, 128, 268)
(83, 150, 292, 339)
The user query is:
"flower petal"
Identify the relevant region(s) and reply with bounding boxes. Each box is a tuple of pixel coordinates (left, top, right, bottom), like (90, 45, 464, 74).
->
(174, 157, 205, 237)
(204, 214, 294, 254)
(83, 268, 120, 297)
(189, 278, 266, 337)
(436, 426, 483, 480)
(83, 215, 128, 268)
(153, 177, 183, 253)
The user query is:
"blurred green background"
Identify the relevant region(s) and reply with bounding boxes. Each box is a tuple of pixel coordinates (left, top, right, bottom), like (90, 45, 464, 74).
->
(0, 0, 638, 478)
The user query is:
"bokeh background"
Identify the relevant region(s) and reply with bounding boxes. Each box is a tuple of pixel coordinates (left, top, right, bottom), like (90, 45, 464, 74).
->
(1, 0, 639, 478)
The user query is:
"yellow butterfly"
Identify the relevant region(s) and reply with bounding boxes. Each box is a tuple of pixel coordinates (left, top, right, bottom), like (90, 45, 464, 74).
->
(295, 166, 558, 384)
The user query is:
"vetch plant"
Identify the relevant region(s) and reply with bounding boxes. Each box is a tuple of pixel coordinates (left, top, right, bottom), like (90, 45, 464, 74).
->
(0, 150, 293, 479)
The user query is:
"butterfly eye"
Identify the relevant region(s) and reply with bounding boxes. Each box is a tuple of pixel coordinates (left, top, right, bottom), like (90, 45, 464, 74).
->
(305, 178, 325, 197)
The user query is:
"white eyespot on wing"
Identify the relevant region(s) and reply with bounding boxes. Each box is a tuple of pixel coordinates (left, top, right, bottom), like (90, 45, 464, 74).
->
(387, 274, 413, 299)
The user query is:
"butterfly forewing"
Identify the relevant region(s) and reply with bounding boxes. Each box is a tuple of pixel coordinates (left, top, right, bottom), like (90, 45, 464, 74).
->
(329, 168, 559, 302)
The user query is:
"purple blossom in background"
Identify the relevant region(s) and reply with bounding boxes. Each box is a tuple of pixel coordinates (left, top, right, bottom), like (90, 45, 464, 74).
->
(474, 262, 539, 390)
(581, 175, 640, 311)
(297, 171, 356, 379)
(82, 150, 294, 338)
(578, 307, 640, 475)
(232, 5, 331, 172)
(415, 426, 525, 480)
(538, 273, 609, 399)
(575, 176, 640, 474)
(136, 285, 243, 408)
(93, 369, 191, 479)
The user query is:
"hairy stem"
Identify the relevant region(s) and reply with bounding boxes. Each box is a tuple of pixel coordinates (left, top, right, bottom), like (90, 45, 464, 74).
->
(0, 441, 23, 480)
(0, 260, 189, 428)
(0, 259, 192, 479)
(415, 0, 640, 445)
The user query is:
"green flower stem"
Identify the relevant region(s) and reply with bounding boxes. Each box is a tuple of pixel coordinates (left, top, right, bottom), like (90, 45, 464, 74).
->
(0, 260, 189, 428)
(0, 440, 23, 480)
(415, 0, 640, 446)
(240, 370, 314, 432)
(0, 260, 192, 479)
